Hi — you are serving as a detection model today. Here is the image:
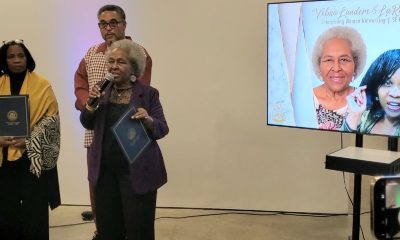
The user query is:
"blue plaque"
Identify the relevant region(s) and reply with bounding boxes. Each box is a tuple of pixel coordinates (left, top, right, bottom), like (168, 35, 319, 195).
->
(112, 105, 151, 164)
(0, 95, 30, 137)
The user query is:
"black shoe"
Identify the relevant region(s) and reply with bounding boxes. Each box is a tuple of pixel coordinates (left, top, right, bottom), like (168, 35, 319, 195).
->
(81, 211, 94, 221)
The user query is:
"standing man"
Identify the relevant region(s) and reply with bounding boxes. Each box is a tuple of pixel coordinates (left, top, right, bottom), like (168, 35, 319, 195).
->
(74, 5, 152, 240)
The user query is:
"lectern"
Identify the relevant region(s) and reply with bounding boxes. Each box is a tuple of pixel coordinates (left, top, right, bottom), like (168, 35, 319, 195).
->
(326, 146, 400, 240)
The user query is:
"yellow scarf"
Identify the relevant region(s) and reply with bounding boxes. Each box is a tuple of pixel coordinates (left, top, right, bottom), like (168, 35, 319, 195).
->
(0, 71, 58, 163)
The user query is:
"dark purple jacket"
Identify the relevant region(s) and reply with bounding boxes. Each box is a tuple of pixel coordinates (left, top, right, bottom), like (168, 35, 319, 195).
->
(80, 80, 168, 194)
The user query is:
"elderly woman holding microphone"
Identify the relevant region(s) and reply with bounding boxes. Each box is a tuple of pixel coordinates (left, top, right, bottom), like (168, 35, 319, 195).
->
(80, 39, 168, 240)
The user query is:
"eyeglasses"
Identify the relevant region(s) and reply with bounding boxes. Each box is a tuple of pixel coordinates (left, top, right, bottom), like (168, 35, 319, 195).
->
(2, 39, 24, 45)
(98, 20, 123, 29)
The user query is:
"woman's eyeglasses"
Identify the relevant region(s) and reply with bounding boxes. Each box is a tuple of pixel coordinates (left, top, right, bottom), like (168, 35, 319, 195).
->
(2, 39, 24, 45)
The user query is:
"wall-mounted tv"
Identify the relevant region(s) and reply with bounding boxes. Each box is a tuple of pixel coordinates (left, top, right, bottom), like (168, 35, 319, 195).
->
(267, 0, 400, 137)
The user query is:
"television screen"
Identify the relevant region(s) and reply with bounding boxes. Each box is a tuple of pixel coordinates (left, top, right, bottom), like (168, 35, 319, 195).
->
(267, 0, 400, 137)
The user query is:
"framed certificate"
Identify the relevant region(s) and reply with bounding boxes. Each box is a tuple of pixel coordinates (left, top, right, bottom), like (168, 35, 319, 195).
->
(112, 105, 151, 164)
(0, 95, 30, 137)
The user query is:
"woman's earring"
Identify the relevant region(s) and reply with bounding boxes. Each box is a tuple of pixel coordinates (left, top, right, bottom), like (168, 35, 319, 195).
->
(375, 96, 379, 101)
(130, 74, 137, 82)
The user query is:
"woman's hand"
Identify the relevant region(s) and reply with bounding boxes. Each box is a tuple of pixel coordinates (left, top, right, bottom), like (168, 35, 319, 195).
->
(86, 84, 103, 112)
(345, 85, 367, 130)
(11, 137, 26, 148)
(132, 108, 154, 130)
(0, 137, 13, 147)
(0, 137, 26, 148)
(88, 84, 102, 100)
(347, 85, 367, 114)
(132, 107, 150, 120)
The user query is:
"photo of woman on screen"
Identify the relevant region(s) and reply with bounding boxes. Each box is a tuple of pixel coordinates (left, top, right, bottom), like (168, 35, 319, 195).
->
(311, 26, 366, 130)
(344, 49, 400, 136)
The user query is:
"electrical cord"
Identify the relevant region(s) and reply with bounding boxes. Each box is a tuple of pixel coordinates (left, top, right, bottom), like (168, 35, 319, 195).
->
(50, 221, 93, 228)
(155, 208, 349, 220)
(50, 205, 349, 228)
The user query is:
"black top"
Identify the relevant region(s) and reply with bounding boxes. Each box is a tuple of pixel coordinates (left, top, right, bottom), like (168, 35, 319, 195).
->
(102, 102, 130, 169)
(9, 70, 26, 95)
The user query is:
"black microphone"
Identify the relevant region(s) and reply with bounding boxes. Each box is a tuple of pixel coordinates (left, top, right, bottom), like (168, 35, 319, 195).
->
(87, 73, 114, 107)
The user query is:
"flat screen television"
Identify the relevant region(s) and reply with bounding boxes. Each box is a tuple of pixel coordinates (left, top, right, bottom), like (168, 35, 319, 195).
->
(267, 0, 400, 137)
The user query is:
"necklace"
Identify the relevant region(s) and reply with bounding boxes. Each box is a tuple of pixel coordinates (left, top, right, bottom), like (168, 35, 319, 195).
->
(113, 85, 133, 97)
(111, 85, 133, 104)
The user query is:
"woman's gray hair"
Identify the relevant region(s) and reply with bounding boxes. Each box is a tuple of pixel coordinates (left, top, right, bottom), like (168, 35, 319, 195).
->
(311, 26, 366, 80)
(105, 39, 146, 78)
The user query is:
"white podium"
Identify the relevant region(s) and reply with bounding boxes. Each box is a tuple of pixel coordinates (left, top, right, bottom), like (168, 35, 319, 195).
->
(326, 146, 400, 175)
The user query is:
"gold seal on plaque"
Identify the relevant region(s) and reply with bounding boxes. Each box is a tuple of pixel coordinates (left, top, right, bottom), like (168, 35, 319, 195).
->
(7, 110, 18, 122)
(127, 127, 137, 141)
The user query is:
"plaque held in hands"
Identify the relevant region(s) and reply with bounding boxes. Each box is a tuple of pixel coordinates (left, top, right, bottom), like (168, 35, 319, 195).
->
(112, 105, 151, 164)
(0, 95, 30, 137)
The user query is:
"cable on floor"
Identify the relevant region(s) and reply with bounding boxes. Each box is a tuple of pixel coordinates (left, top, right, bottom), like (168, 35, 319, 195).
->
(49, 205, 352, 228)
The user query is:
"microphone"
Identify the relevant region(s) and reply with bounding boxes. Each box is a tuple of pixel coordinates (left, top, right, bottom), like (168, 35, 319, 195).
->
(87, 72, 114, 107)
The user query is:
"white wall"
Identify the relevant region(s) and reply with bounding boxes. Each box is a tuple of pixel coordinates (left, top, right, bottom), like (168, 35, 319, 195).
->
(2, 0, 391, 213)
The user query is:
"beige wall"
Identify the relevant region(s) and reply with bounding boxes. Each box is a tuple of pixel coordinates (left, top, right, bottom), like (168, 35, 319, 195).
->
(2, 0, 391, 213)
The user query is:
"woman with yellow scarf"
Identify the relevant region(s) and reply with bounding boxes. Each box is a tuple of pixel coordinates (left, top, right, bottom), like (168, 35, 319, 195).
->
(0, 40, 61, 240)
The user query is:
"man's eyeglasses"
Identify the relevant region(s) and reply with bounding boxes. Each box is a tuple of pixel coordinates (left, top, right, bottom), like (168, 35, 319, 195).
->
(2, 39, 24, 45)
(98, 20, 122, 29)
